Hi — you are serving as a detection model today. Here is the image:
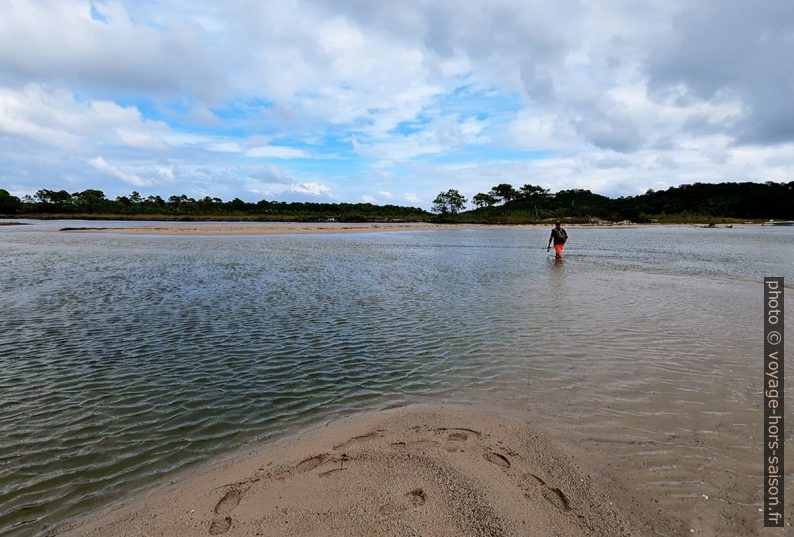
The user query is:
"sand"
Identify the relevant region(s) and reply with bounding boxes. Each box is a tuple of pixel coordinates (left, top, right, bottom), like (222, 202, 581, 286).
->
(58, 223, 482, 235)
(55, 222, 659, 235)
(61, 405, 660, 537)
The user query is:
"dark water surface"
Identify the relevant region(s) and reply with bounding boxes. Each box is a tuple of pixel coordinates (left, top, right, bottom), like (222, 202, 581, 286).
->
(0, 222, 792, 535)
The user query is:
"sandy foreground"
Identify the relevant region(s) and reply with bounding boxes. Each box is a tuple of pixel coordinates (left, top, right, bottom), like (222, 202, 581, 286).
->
(61, 405, 663, 537)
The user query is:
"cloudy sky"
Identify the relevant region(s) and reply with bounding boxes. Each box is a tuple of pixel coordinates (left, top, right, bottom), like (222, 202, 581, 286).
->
(1, 0, 793, 207)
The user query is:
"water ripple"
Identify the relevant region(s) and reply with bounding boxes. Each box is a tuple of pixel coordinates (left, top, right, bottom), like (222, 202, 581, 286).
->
(0, 225, 791, 536)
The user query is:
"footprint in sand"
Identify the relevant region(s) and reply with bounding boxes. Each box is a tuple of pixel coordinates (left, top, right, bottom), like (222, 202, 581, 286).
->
(333, 431, 383, 450)
(443, 432, 470, 452)
(447, 432, 469, 442)
(208, 516, 232, 535)
(546, 487, 571, 511)
(483, 451, 511, 468)
(318, 467, 347, 478)
(295, 454, 329, 473)
(523, 474, 572, 511)
(214, 489, 242, 515)
(405, 488, 426, 507)
(379, 488, 427, 515)
(435, 427, 481, 437)
(409, 439, 441, 449)
(208, 489, 242, 535)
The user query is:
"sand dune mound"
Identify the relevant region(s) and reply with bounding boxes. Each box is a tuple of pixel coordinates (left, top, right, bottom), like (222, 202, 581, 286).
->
(63, 405, 651, 536)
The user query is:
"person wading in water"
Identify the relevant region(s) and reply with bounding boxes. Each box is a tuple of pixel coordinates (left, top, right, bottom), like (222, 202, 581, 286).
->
(547, 221, 568, 258)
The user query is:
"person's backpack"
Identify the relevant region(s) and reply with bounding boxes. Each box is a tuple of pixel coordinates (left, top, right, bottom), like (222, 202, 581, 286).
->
(555, 228, 567, 242)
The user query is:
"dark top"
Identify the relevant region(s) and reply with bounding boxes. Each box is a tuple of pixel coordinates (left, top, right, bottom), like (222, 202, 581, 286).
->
(550, 227, 568, 245)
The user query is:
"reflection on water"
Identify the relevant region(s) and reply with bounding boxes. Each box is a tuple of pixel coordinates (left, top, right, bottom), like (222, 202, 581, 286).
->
(546, 255, 565, 269)
(0, 223, 792, 536)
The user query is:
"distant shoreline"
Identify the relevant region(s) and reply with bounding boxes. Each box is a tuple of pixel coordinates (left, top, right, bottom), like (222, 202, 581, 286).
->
(4, 181, 791, 225)
(0, 213, 768, 225)
(2, 217, 767, 236)
(59, 222, 475, 235)
(52, 221, 742, 235)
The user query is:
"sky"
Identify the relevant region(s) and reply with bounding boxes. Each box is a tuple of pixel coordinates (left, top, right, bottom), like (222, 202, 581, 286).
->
(1, 0, 793, 208)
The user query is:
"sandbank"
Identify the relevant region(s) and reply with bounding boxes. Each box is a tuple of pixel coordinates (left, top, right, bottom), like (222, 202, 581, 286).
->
(61, 405, 658, 537)
(58, 223, 477, 235)
(56, 221, 657, 235)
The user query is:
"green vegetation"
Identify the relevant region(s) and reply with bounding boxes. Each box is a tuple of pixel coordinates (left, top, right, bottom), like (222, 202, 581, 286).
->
(1, 181, 792, 223)
(441, 181, 794, 224)
(432, 189, 467, 216)
(0, 189, 428, 222)
(0, 189, 22, 214)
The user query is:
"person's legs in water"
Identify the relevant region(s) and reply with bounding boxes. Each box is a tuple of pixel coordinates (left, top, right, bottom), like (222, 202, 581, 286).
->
(554, 243, 565, 257)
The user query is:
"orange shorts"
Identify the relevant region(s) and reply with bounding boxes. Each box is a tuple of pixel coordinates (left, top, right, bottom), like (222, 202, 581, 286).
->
(554, 243, 565, 255)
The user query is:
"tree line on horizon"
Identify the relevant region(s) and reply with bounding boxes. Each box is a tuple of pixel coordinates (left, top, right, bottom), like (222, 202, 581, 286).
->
(1, 181, 792, 223)
(0, 188, 427, 222)
(432, 181, 794, 223)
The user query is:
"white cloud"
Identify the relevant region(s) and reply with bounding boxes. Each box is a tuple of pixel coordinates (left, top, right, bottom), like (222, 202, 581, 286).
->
(508, 111, 577, 151)
(246, 145, 308, 159)
(0, 83, 170, 152)
(116, 128, 166, 150)
(294, 181, 330, 195)
(0, 0, 222, 99)
(0, 85, 81, 148)
(0, 1, 791, 205)
(157, 166, 176, 181)
(353, 114, 489, 162)
(89, 156, 149, 187)
(244, 166, 332, 198)
(208, 142, 243, 153)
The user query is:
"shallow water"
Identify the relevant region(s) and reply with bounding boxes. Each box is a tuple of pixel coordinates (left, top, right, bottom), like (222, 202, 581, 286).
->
(0, 222, 792, 535)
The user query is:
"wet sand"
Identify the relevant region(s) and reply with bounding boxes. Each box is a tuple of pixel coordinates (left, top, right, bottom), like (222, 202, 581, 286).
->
(59, 223, 477, 235)
(55, 222, 655, 235)
(60, 405, 663, 537)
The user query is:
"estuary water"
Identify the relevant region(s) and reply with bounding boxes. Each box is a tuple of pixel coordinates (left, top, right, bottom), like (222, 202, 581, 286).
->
(0, 221, 792, 536)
